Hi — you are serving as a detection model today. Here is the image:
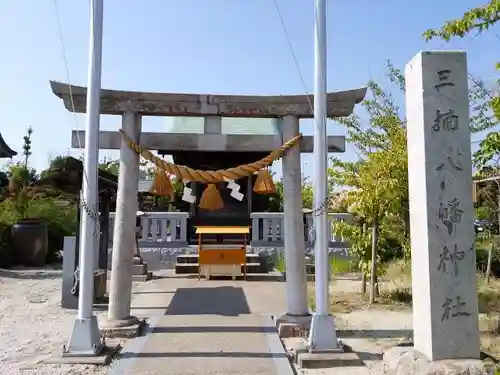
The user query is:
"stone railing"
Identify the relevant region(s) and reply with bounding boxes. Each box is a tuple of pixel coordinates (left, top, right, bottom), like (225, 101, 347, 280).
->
(109, 212, 190, 248)
(249, 212, 353, 249)
(304, 212, 353, 248)
(250, 212, 285, 247)
(108, 211, 352, 252)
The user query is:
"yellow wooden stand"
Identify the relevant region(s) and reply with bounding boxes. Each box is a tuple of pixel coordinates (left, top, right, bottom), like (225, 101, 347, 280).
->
(195, 226, 250, 280)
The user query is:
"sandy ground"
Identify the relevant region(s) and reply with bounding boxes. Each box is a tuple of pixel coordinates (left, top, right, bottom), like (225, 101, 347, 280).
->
(0, 269, 417, 375)
(283, 309, 413, 375)
(284, 278, 414, 375)
(0, 268, 119, 375)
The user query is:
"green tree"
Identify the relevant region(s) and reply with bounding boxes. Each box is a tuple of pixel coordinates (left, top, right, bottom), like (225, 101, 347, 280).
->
(424, 0, 500, 170)
(98, 157, 157, 180)
(300, 177, 313, 210)
(266, 175, 314, 212)
(329, 64, 408, 302)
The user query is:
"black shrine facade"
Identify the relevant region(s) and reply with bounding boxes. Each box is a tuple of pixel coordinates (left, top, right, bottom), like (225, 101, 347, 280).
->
(160, 150, 275, 242)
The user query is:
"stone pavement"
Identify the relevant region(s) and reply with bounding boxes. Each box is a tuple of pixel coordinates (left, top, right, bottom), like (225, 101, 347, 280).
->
(108, 272, 293, 375)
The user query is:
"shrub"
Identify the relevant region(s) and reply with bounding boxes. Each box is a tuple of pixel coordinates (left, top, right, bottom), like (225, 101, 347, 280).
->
(476, 246, 500, 277)
(0, 196, 77, 265)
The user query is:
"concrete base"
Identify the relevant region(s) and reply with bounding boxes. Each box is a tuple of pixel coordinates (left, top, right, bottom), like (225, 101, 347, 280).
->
(132, 272, 153, 282)
(280, 271, 319, 282)
(100, 316, 146, 338)
(63, 316, 105, 356)
(297, 351, 363, 369)
(383, 346, 493, 375)
(308, 313, 341, 351)
(284, 336, 361, 369)
(44, 344, 120, 366)
(132, 263, 148, 274)
(275, 313, 312, 338)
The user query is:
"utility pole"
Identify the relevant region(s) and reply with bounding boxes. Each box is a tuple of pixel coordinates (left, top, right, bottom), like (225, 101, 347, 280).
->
(308, 0, 341, 351)
(63, 0, 105, 356)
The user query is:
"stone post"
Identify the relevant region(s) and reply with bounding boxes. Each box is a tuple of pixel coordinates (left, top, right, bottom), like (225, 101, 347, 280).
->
(406, 51, 480, 360)
(105, 111, 142, 328)
(279, 115, 310, 321)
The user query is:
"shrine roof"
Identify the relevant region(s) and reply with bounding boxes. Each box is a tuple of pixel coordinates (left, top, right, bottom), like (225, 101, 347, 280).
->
(50, 81, 367, 118)
(0, 132, 17, 158)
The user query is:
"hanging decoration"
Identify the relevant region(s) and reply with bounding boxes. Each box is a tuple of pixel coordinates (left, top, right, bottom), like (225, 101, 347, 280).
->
(182, 181, 196, 203)
(119, 130, 301, 210)
(253, 168, 276, 195)
(199, 184, 224, 210)
(148, 169, 174, 198)
(226, 179, 244, 201)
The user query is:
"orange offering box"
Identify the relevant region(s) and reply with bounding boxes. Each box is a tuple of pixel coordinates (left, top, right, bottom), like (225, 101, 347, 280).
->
(195, 226, 250, 280)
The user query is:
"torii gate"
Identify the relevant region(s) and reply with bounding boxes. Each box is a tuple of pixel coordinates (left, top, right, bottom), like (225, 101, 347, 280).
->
(50, 81, 366, 331)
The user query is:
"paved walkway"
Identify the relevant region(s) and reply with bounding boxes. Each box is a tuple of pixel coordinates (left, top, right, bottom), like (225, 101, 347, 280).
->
(108, 272, 293, 375)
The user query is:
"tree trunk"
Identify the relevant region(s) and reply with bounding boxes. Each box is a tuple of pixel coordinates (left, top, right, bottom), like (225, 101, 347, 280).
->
(402, 198, 410, 239)
(491, 189, 500, 284)
(369, 218, 379, 304)
(361, 221, 367, 294)
(486, 236, 493, 284)
(361, 272, 367, 294)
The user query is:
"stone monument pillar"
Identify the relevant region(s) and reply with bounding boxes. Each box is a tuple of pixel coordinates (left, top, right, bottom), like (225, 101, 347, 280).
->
(105, 111, 143, 328)
(406, 51, 480, 360)
(279, 115, 310, 322)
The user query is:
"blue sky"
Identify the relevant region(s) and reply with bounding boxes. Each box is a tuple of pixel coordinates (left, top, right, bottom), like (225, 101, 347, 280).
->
(0, 0, 498, 178)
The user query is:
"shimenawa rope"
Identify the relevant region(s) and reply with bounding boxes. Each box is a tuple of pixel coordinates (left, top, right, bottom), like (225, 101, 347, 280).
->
(119, 129, 302, 183)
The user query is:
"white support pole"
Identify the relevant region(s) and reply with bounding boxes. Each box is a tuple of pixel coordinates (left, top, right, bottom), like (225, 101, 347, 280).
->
(105, 111, 142, 327)
(281, 116, 310, 317)
(64, 0, 104, 355)
(308, 0, 340, 351)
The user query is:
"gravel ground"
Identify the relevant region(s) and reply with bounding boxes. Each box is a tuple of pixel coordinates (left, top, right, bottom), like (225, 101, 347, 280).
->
(0, 270, 110, 375)
(0, 268, 416, 375)
(285, 277, 414, 375)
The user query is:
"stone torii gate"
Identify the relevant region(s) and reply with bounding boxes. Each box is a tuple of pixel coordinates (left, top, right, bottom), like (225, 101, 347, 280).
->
(50, 81, 366, 331)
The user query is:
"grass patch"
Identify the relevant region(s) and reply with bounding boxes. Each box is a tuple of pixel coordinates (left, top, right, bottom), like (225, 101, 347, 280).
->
(330, 256, 359, 274)
(274, 256, 286, 273)
(380, 287, 412, 305)
(478, 276, 500, 314)
(272, 254, 358, 275)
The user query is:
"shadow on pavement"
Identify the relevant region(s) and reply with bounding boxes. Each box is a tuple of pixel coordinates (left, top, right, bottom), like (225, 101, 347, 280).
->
(165, 286, 250, 316)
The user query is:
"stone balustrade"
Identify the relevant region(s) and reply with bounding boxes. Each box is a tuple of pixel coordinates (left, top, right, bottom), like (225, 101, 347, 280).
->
(304, 212, 353, 248)
(249, 212, 352, 249)
(109, 212, 190, 248)
(108, 211, 352, 251)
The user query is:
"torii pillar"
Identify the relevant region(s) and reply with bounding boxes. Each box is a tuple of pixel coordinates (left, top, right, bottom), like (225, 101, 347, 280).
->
(50, 81, 366, 332)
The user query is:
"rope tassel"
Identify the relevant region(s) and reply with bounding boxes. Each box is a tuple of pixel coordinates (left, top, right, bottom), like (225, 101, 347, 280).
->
(199, 184, 224, 211)
(149, 169, 174, 199)
(253, 169, 276, 195)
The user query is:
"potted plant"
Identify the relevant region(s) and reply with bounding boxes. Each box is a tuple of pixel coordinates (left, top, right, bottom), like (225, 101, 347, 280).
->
(6, 127, 48, 266)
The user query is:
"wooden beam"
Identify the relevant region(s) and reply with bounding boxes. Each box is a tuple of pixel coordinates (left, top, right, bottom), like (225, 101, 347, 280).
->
(51, 81, 366, 118)
(71, 131, 345, 153)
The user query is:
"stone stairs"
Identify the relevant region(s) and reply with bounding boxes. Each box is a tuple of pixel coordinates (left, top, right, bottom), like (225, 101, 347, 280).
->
(175, 253, 269, 275)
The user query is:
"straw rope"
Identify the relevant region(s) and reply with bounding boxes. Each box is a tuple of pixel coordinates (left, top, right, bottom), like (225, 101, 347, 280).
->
(119, 129, 301, 183)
